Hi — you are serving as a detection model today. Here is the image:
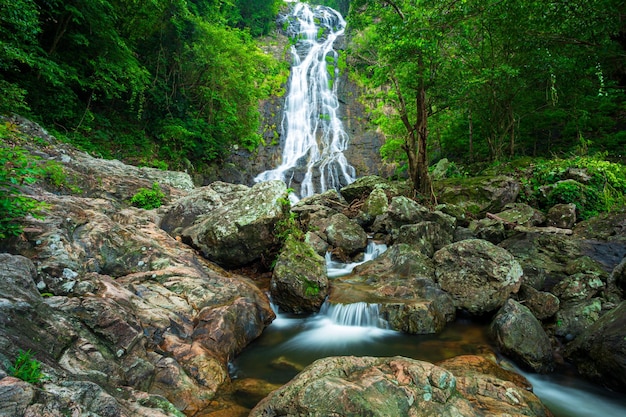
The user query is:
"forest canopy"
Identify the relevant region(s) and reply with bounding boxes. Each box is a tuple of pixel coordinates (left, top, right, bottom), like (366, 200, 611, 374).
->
(347, 0, 626, 175)
(0, 0, 284, 170)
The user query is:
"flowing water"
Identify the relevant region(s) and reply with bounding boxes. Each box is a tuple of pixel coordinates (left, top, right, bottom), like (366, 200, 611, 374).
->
(254, 2, 355, 200)
(231, 243, 626, 416)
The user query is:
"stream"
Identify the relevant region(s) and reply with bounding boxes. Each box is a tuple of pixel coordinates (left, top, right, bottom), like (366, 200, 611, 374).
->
(231, 243, 626, 416)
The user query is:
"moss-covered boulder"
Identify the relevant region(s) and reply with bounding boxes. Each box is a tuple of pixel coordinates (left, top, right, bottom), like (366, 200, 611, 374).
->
(433, 239, 523, 314)
(325, 213, 368, 257)
(270, 237, 329, 314)
(434, 175, 521, 215)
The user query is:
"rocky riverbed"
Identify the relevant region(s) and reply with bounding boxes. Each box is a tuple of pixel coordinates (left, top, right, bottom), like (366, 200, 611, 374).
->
(1, 117, 625, 416)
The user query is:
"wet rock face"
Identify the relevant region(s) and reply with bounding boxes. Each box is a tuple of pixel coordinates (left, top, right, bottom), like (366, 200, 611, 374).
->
(249, 355, 553, 417)
(490, 299, 554, 373)
(565, 301, 626, 393)
(433, 239, 523, 314)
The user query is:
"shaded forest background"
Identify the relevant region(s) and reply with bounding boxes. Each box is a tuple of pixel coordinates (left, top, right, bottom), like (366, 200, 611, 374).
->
(1, 0, 625, 174)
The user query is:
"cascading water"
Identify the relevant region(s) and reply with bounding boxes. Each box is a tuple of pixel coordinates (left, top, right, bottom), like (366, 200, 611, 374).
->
(254, 1, 356, 200)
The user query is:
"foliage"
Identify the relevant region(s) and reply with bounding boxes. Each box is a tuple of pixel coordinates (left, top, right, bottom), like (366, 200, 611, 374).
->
(348, 0, 626, 175)
(522, 155, 626, 219)
(8, 350, 44, 384)
(130, 182, 166, 210)
(0, 125, 48, 238)
(275, 189, 305, 242)
(0, 0, 286, 174)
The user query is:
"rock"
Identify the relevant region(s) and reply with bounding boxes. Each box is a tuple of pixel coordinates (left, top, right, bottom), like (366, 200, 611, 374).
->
(434, 175, 521, 215)
(551, 273, 605, 301)
(469, 218, 509, 244)
(0, 254, 41, 305)
(610, 256, 626, 296)
(331, 244, 456, 334)
(572, 210, 626, 242)
(362, 186, 389, 218)
(304, 231, 329, 256)
(497, 203, 547, 226)
(270, 236, 329, 313)
(499, 233, 582, 290)
(435, 203, 469, 227)
(159, 182, 249, 236)
(395, 221, 454, 257)
(433, 239, 523, 314)
(553, 298, 602, 340)
(339, 175, 396, 203)
(0, 377, 35, 416)
(437, 355, 552, 417)
(324, 213, 368, 256)
(517, 284, 560, 320)
(546, 203, 577, 229)
(181, 180, 287, 268)
(490, 299, 554, 372)
(565, 301, 626, 393)
(430, 158, 459, 180)
(249, 356, 553, 417)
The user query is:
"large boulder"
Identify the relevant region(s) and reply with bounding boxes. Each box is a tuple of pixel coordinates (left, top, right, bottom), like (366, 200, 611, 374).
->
(339, 175, 397, 203)
(180, 180, 287, 268)
(330, 244, 456, 334)
(565, 301, 626, 393)
(433, 239, 523, 314)
(434, 175, 521, 215)
(249, 356, 553, 417)
(490, 299, 554, 373)
(324, 213, 368, 257)
(159, 182, 249, 236)
(270, 237, 329, 314)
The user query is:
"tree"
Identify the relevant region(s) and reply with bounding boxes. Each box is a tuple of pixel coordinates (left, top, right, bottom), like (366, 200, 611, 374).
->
(349, 0, 470, 198)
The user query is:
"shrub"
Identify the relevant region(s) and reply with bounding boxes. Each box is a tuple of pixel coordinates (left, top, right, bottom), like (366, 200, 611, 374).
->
(130, 182, 166, 209)
(0, 144, 47, 239)
(8, 350, 44, 384)
(523, 155, 626, 220)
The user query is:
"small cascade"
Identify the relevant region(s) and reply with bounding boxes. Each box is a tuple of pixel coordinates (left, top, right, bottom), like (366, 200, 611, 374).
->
(320, 301, 389, 328)
(326, 240, 388, 278)
(254, 1, 355, 200)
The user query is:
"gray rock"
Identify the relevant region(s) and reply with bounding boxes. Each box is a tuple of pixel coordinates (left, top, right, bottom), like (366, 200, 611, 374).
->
(325, 213, 368, 256)
(181, 180, 287, 268)
(546, 203, 577, 229)
(490, 299, 554, 373)
(554, 298, 602, 340)
(434, 239, 523, 314)
(518, 284, 560, 320)
(339, 175, 395, 203)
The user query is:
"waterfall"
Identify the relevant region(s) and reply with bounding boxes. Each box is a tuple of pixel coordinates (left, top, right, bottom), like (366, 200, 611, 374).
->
(326, 240, 388, 278)
(320, 302, 389, 328)
(254, 2, 356, 200)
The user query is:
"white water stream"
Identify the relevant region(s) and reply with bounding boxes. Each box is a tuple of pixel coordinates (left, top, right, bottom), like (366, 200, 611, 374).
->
(254, 2, 355, 200)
